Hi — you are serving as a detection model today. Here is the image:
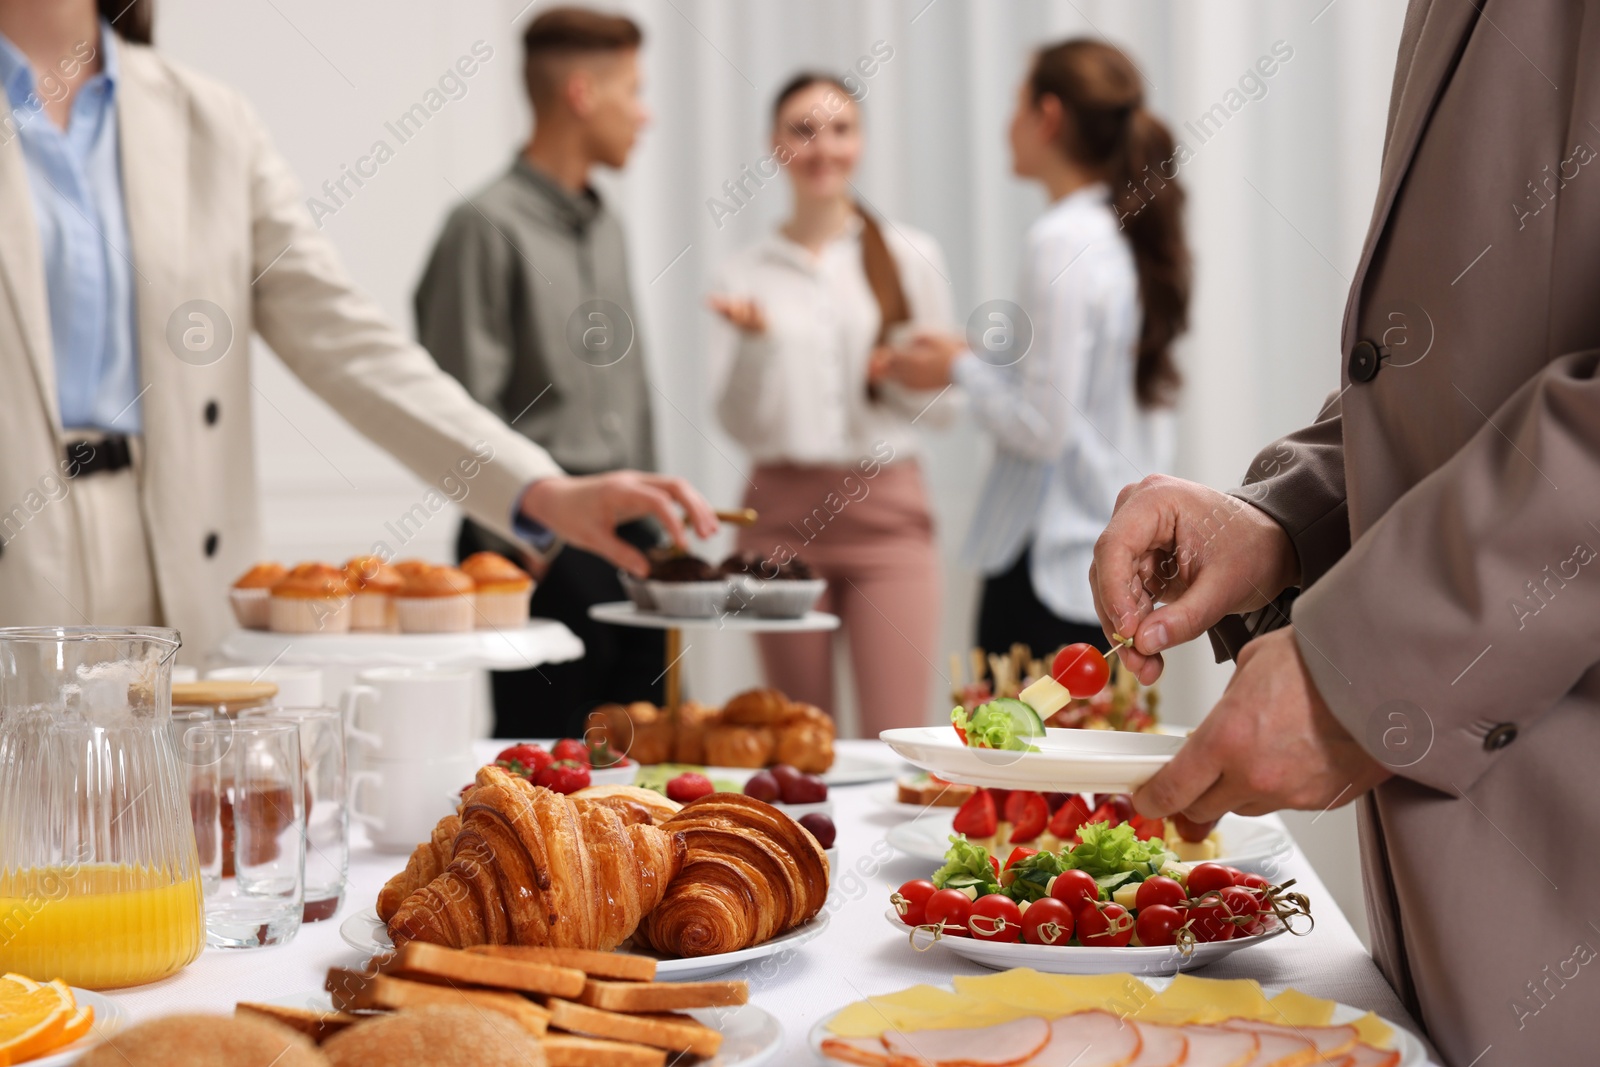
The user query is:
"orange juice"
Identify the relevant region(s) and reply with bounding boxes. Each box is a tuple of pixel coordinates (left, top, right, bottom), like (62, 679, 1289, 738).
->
(0, 865, 204, 989)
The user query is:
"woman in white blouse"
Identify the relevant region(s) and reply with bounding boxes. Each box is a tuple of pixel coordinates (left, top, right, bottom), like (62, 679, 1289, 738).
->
(885, 38, 1190, 659)
(707, 73, 955, 735)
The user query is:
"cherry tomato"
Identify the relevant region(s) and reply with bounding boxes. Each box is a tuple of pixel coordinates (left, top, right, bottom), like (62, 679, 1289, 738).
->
(1003, 846, 1038, 871)
(1186, 898, 1236, 942)
(1052, 643, 1110, 698)
(1186, 863, 1235, 897)
(1049, 869, 1100, 913)
(1171, 812, 1217, 843)
(1134, 875, 1185, 912)
(952, 721, 969, 745)
(1239, 872, 1271, 891)
(1008, 793, 1050, 844)
(1020, 896, 1076, 946)
(1223, 866, 1246, 886)
(891, 879, 937, 927)
(952, 790, 998, 838)
(1134, 903, 1185, 947)
(1077, 902, 1134, 947)
(968, 893, 1023, 943)
(1220, 885, 1268, 937)
(924, 889, 973, 935)
(1048, 795, 1093, 838)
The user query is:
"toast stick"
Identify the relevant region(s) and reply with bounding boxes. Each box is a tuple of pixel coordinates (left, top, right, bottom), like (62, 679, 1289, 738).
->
(464, 944, 656, 981)
(576, 978, 747, 1012)
(325, 969, 549, 1036)
(540, 1033, 667, 1067)
(379, 941, 586, 997)
(547, 999, 721, 1057)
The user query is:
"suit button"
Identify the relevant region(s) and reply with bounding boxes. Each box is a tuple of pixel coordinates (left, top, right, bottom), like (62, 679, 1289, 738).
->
(1348, 339, 1383, 382)
(204, 400, 220, 426)
(1484, 722, 1517, 751)
(204, 532, 219, 558)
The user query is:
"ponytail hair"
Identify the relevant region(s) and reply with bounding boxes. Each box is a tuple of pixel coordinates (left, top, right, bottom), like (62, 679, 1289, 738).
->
(1030, 39, 1190, 408)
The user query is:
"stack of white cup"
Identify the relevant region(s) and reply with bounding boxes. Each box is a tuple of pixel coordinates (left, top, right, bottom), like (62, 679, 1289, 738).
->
(340, 667, 478, 853)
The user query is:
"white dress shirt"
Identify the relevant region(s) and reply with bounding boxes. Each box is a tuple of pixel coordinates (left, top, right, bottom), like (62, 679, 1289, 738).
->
(956, 183, 1174, 624)
(710, 214, 955, 466)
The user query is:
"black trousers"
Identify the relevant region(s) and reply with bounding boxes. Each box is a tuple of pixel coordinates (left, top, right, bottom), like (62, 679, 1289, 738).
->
(458, 518, 664, 739)
(976, 545, 1111, 659)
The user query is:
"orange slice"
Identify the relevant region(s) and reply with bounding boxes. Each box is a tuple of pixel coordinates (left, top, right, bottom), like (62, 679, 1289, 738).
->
(55, 1003, 95, 1045)
(0, 979, 74, 1064)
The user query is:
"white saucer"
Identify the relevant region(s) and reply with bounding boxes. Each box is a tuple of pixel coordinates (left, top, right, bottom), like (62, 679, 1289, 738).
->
(24, 988, 126, 1067)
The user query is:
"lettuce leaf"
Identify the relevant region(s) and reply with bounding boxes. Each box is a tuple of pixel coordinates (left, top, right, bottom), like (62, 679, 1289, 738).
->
(932, 835, 1002, 896)
(950, 700, 1041, 752)
(1003, 849, 1070, 902)
(1060, 821, 1174, 880)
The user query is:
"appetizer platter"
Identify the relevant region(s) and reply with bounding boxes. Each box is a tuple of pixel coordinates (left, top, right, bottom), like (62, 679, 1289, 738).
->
(883, 820, 1312, 975)
(885, 788, 1290, 869)
(810, 969, 1422, 1066)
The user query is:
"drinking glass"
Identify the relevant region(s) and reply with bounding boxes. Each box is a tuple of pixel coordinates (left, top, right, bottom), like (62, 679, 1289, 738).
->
(178, 718, 305, 948)
(240, 707, 349, 921)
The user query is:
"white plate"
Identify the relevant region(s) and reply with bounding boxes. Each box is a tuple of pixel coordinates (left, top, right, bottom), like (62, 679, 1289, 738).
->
(25, 988, 126, 1067)
(882, 907, 1288, 975)
(822, 749, 906, 786)
(264, 991, 783, 1066)
(880, 726, 1183, 792)
(339, 907, 830, 983)
(884, 812, 1292, 873)
(807, 974, 1427, 1066)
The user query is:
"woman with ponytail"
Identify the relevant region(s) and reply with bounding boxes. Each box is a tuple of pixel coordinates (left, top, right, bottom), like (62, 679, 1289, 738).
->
(886, 38, 1190, 658)
(707, 73, 956, 734)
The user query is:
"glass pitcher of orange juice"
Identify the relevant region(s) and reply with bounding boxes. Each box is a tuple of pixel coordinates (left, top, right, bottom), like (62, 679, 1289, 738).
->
(0, 627, 204, 988)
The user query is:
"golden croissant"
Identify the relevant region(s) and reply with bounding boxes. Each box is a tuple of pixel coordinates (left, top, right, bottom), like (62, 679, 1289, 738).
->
(386, 766, 685, 951)
(377, 812, 461, 923)
(636, 793, 829, 958)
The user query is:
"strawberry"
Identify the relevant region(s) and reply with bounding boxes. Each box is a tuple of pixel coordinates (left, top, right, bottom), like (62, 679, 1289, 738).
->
(951, 790, 998, 838)
(1128, 813, 1166, 841)
(495, 743, 553, 779)
(551, 738, 591, 766)
(1003, 790, 1040, 825)
(1048, 794, 1092, 838)
(535, 759, 591, 794)
(665, 772, 715, 803)
(1008, 792, 1049, 844)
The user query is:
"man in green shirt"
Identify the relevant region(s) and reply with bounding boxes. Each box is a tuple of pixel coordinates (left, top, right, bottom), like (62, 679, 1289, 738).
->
(416, 6, 660, 738)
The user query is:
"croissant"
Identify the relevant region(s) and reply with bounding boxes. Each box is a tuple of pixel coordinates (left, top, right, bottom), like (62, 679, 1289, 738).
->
(774, 720, 834, 774)
(720, 688, 790, 726)
(377, 812, 461, 922)
(570, 784, 681, 826)
(672, 700, 720, 764)
(636, 793, 829, 958)
(386, 765, 685, 951)
(703, 724, 774, 768)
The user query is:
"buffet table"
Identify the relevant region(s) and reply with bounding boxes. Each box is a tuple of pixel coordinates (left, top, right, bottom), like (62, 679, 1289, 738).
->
(97, 740, 1442, 1064)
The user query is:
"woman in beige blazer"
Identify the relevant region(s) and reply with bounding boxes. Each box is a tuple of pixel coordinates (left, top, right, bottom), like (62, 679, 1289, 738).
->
(0, 0, 712, 662)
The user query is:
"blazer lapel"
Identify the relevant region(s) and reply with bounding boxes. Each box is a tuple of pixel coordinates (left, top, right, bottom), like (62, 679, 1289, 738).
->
(1343, 0, 1482, 345)
(0, 121, 60, 438)
(114, 44, 187, 409)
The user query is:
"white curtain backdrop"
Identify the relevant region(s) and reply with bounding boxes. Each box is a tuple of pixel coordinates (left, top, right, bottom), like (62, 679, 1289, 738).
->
(156, 0, 1406, 941)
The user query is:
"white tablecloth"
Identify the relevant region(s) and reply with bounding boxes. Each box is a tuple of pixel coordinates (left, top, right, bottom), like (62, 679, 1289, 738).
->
(97, 740, 1441, 1064)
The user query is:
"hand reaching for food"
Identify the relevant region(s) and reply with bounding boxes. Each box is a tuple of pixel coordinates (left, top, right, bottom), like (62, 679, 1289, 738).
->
(1089, 474, 1301, 684)
(706, 294, 767, 334)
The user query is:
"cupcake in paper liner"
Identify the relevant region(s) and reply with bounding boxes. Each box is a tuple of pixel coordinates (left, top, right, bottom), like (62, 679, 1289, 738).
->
(230, 561, 285, 630)
(268, 562, 353, 633)
(461, 551, 534, 629)
(395, 565, 477, 632)
(344, 555, 403, 632)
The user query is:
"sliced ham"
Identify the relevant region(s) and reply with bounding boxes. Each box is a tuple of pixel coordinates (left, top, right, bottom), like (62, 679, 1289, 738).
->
(1177, 1025, 1260, 1067)
(1018, 1011, 1143, 1066)
(878, 1016, 1054, 1066)
(1224, 1020, 1359, 1059)
(1233, 1030, 1316, 1067)
(1125, 1021, 1188, 1066)
(820, 1034, 927, 1066)
(1340, 1045, 1401, 1067)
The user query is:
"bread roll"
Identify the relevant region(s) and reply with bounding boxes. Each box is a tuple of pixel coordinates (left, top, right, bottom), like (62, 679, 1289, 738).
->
(321, 1005, 546, 1067)
(774, 720, 834, 774)
(720, 688, 789, 726)
(672, 701, 720, 764)
(77, 1013, 328, 1067)
(703, 724, 774, 768)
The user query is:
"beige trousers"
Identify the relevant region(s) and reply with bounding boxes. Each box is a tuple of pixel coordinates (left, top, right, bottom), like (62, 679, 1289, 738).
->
(66, 434, 162, 628)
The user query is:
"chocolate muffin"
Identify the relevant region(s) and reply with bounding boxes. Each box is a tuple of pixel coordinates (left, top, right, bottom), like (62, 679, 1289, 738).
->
(718, 550, 765, 577)
(648, 554, 718, 582)
(775, 557, 815, 580)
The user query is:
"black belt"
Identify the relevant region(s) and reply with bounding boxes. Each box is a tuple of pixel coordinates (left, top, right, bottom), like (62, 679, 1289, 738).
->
(64, 434, 133, 478)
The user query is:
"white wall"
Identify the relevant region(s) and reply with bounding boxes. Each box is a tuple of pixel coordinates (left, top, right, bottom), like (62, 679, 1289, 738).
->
(154, 0, 1406, 944)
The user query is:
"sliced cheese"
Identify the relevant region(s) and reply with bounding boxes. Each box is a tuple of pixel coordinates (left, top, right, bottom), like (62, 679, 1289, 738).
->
(1350, 1011, 1394, 1049)
(1019, 675, 1072, 717)
(1265, 988, 1337, 1027)
(1133, 974, 1275, 1025)
(952, 970, 1155, 1019)
(825, 984, 1030, 1038)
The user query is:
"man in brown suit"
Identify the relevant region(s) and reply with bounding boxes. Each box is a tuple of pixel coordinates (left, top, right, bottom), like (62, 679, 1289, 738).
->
(1092, 2, 1600, 1062)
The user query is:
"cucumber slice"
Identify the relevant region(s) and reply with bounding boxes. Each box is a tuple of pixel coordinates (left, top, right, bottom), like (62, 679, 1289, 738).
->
(987, 698, 1044, 742)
